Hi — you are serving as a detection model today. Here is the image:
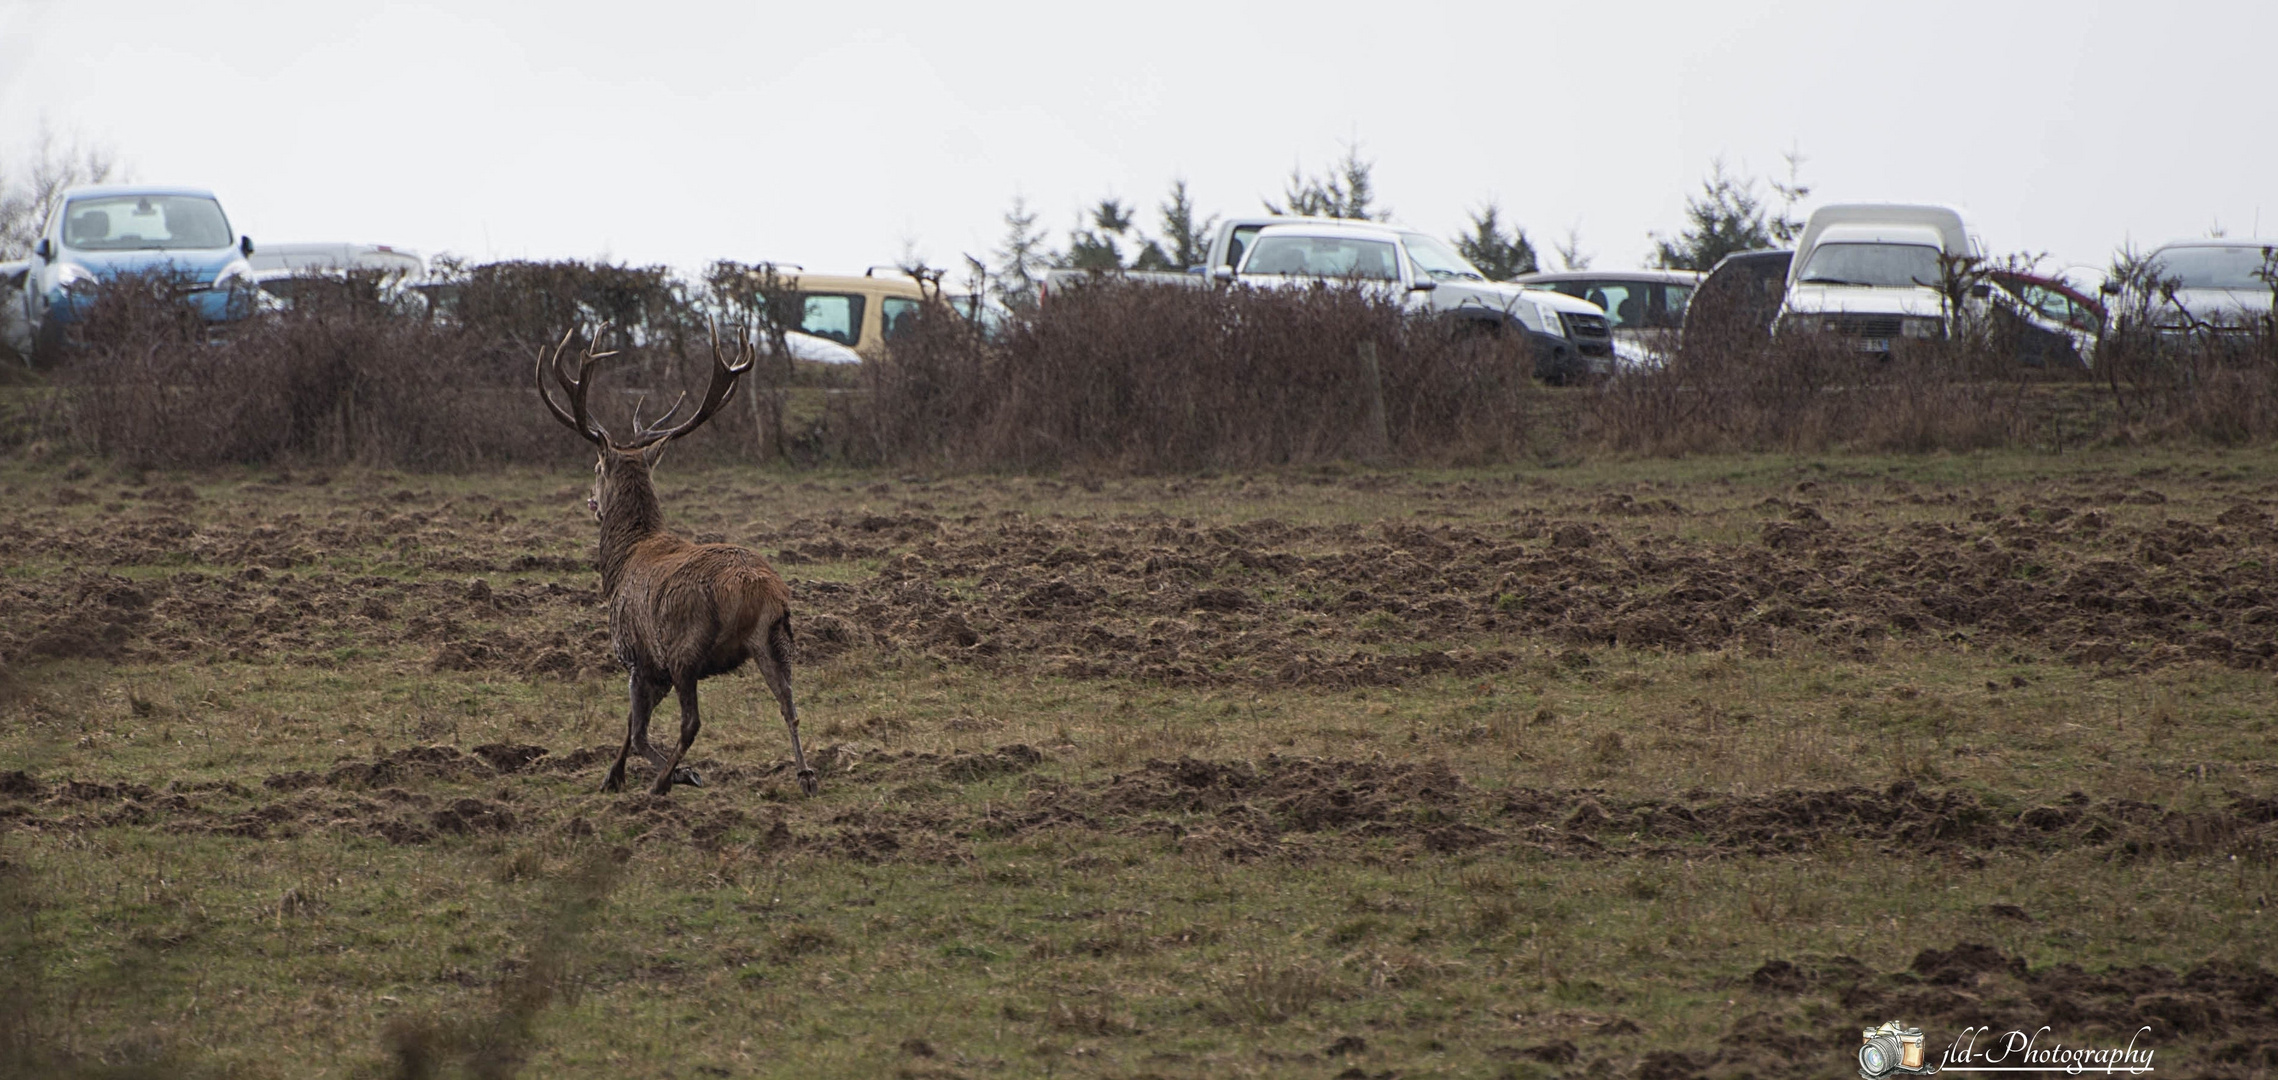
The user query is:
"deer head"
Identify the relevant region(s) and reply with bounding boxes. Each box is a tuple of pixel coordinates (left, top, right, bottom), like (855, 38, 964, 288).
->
(536, 322, 754, 520)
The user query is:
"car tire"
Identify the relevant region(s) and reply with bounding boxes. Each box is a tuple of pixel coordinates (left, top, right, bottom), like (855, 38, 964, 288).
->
(1531, 334, 1581, 386)
(29, 315, 70, 369)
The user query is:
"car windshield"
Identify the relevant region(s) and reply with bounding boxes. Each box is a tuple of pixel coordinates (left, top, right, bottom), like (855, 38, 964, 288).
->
(1796, 242, 1943, 288)
(2151, 246, 2274, 290)
(62, 195, 233, 251)
(1399, 233, 1486, 281)
(1241, 235, 1400, 280)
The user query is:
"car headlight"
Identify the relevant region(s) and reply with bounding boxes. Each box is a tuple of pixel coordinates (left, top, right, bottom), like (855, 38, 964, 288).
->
(1533, 301, 1566, 335)
(54, 263, 99, 290)
(1899, 317, 1942, 339)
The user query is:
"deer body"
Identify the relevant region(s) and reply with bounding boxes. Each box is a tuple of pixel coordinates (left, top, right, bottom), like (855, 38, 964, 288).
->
(540, 325, 817, 797)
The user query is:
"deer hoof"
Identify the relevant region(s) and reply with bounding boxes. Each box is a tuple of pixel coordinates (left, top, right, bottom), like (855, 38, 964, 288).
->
(797, 768, 819, 796)
(601, 767, 626, 793)
(671, 767, 703, 788)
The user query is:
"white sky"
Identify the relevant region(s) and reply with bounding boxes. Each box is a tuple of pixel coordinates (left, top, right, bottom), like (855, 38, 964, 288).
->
(2, 0, 2269, 278)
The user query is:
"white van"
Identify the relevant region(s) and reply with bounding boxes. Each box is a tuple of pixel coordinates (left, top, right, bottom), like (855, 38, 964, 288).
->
(1775, 204, 1978, 354)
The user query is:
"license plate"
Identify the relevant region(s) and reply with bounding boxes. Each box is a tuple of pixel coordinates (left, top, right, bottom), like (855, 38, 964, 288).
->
(1854, 338, 1891, 352)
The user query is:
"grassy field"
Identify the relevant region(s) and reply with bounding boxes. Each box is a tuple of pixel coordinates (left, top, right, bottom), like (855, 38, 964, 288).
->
(2, 447, 2276, 1078)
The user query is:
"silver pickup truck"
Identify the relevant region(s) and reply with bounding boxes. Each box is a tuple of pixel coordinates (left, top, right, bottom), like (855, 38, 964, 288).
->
(1042, 215, 1613, 382)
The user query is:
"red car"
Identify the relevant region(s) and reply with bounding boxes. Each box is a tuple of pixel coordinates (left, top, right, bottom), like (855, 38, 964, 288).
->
(1988, 269, 2106, 367)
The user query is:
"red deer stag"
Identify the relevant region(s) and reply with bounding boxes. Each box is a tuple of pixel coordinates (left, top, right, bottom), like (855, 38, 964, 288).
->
(535, 323, 817, 797)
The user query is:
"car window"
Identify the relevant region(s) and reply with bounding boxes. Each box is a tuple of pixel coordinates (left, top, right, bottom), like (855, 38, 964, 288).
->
(799, 293, 864, 345)
(2150, 246, 2275, 289)
(62, 195, 233, 251)
(881, 297, 922, 340)
(1662, 284, 1694, 324)
(1548, 281, 1644, 328)
(1225, 225, 1269, 271)
(1398, 233, 1487, 281)
(2020, 285, 2067, 323)
(1241, 236, 1400, 280)
(1796, 243, 1943, 288)
(2027, 285, 2100, 329)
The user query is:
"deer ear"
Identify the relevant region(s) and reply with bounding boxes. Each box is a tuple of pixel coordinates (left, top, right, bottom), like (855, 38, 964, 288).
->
(640, 442, 669, 468)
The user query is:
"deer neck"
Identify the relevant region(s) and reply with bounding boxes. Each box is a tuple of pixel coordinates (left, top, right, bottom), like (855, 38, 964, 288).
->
(595, 470, 667, 595)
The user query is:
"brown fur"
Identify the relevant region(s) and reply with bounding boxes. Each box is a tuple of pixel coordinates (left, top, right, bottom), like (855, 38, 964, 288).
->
(535, 322, 810, 796)
(591, 446, 815, 797)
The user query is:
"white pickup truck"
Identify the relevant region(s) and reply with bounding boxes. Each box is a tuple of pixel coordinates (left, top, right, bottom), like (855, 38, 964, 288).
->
(1042, 215, 1614, 382)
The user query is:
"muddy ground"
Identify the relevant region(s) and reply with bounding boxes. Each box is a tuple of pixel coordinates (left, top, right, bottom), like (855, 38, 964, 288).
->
(3, 459, 2276, 1077)
(5, 467, 2276, 684)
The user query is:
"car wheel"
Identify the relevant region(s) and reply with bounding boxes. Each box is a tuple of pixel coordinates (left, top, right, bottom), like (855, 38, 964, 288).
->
(29, 316, 70, 368)
(1532, 339, 1580, 386)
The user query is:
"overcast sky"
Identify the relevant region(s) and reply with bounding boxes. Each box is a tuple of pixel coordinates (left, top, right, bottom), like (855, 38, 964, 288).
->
(3, 0, 2270, 278)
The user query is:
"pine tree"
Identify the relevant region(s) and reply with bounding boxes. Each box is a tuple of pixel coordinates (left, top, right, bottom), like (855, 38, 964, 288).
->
(1158, 179, 1218, 270)
(1453, 203, 1538, 280)
(1652, 160, 1774, 271)
(1768, 147, 1812, 244)
(1265, 143, 1389, 221)
(1063, 197, 1136, 271)
(1555, 225, 1593, 272)
(990, 195, 1053, 307)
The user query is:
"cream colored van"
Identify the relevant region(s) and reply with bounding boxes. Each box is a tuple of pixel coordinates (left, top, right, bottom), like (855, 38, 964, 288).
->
(775, 269, 932, 359)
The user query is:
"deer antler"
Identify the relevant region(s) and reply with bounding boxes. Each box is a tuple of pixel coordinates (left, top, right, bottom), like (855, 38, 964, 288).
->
(535, 323, 620, 446)
(620, 320, 755, 450)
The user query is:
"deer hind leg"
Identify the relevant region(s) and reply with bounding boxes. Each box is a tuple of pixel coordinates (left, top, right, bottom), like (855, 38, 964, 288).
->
(604, 670, 664, 793)
(755, 616, 816, 796)
(650, 672, 704, 797)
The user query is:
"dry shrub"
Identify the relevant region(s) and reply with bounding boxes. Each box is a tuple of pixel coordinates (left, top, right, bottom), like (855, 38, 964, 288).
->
(50, 264, 783, 470)
(2091, 320, 2278, 443)
(850, 281, 1542, 471)
(34, 262, 2278, 471)
(1596, 319, 2078, 454)
(1606, 297, 2278, 454)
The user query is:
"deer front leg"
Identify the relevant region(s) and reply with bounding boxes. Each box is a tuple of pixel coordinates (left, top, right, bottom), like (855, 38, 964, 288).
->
(650, 675, 703, 797)
(604, 670, 664, 793)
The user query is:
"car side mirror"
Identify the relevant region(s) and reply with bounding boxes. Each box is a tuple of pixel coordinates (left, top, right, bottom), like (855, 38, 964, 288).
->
(241, 236, 255, 256)
(1409, 278, 1438, 292)
(33, 238, 52, 261)
(1210, 265, 1235, 283)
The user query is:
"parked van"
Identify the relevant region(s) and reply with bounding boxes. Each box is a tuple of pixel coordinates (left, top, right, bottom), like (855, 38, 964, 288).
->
(1775, 203, 1978, 354)
(722, 267, 936, 360)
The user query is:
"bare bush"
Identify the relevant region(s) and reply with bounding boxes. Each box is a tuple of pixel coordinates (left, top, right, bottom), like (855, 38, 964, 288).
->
(26, 254, 2278, 472)
(850, 281, 1542, 471)
(1595, 323, 2064, 455)
(2093, 322, 2278, 444)
(52, 264, 772, 470)
(0, 127, 121, 259)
